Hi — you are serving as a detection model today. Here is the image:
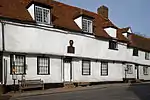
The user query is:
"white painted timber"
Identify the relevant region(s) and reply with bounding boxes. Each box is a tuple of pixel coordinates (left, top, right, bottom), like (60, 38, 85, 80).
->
(27, 4, 35, 20)
(74, 16, 82, 29)
(104, 27, 117, 38)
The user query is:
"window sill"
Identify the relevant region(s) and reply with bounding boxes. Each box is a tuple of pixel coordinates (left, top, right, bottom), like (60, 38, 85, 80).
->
(133, 55, 138, 57)
(36, 23, 53, 27)
(101, 75, 108, 76)
(10, 73, 26, 75)
(127, 73, 133, 74)
(108, 48, 118, 50)
(82, 74, 91, 76)
(37, 74, 50, 75)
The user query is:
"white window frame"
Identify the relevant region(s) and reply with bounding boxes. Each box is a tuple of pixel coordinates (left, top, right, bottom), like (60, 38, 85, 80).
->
(127, 65, 133, 74)
(82, 18, 93, 33)
(37, 57, 50, 75)
(10, 55, 26, 75)
(145, 52, 150, 60)
(101, 62, 108, 76)
(35, 6, 50, 24)
(82, 60, 91, 75)
(143, 66, 148, 75)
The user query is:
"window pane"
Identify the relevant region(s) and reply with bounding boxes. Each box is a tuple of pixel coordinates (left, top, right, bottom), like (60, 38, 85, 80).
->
(82, 60, 90, 75)
(82, 18, 93, 33)
(37, 57, 50, 75)
(11, 55, 25, 74)
(35, 6, 50, 24)
(101, 62, 108, 76)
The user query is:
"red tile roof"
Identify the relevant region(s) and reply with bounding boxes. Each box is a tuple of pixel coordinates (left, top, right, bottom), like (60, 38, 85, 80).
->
(0, 0, 133, 43)
(128, 33, 150, 52)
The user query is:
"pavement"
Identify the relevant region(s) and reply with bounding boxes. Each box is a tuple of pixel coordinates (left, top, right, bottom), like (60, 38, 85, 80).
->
(1, 82, 150, 100)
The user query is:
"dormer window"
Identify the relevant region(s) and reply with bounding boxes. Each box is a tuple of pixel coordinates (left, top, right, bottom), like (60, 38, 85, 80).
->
(35, 6, 50, 24)
(82, 18, 93, 33)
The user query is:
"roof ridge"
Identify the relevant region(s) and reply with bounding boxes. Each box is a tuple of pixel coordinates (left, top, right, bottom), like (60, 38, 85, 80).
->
(53, 0, 110, 21)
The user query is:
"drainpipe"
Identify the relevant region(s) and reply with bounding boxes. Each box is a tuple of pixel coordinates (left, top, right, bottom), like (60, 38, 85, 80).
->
(1, 21, 6, 85)
(1, 22, 5, 51)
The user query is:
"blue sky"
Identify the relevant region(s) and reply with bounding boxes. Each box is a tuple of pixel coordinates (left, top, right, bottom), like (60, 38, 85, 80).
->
(58, 0, 150, 37)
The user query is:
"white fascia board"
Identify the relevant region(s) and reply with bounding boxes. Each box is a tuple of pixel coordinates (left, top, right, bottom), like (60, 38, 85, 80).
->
(27, 4, 35, 20)
(74, 16, 82, 29)
(104, 27, 117, 38)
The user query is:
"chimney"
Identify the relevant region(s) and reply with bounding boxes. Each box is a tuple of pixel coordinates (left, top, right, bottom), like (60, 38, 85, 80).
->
(97, 5, 108, 18)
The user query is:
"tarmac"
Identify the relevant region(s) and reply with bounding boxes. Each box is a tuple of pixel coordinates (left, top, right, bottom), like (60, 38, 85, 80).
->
(1, 82, 148, 100)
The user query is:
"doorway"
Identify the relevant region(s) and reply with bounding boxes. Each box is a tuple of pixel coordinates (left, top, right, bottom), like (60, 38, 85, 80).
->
(135, 64, 139, 79)
(0, 56, 2, 83)
(63, 57, 72, 82)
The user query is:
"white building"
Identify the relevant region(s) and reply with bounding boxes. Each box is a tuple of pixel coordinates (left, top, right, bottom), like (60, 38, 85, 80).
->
(0, 0, 150, 87)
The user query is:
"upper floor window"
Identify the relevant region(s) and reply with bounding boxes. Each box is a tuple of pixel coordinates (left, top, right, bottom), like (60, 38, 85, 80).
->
(82, 18, 93, 33)
(145, 52, 150, 60)
(109, 40, 118, 50)
(133, 48, 138, 56)
(35, 6, 50, 24)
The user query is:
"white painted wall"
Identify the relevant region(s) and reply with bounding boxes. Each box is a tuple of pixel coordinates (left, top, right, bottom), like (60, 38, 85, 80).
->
(2, 22, 150, 85)
(3, 55, 63, 85)
(27, 4, 35, 20)
(72, 59, 123, 82)
(104, 27, 117, 38)
(74, 16, 82, 29)
(139, 66, 150, 80)
(4, 23, 128, 62)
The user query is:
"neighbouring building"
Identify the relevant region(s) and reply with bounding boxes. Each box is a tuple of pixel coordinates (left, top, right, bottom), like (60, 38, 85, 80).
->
(0, 0, 150, 88)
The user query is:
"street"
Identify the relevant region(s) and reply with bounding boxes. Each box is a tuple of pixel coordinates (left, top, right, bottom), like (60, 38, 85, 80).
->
(10, 83, 150, 100)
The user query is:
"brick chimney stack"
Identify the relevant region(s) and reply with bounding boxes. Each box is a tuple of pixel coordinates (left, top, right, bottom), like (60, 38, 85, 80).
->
(97, 5, 108, 18)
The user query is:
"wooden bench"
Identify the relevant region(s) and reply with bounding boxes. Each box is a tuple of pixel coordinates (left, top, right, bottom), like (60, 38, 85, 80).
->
(18, 79, 44, 92)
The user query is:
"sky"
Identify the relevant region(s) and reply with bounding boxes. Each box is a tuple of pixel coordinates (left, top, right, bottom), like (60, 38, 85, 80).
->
(57, 0, 150, 37)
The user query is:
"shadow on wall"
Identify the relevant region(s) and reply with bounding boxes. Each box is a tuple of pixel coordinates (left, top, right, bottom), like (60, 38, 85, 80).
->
(128, 83, 150, 100)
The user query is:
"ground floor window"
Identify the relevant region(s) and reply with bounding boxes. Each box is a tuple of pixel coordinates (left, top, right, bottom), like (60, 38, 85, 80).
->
(127, 65, 133, 74)
(101, 62, 108, 76)
(10, 55, 26, 75)
(37, 57, 50, 75)
(143, 66, 148, 75)
(82, 60, 91, 75)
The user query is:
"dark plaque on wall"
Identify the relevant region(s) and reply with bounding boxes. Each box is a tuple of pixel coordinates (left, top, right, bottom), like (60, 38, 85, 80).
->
(67, 40, 75, 54)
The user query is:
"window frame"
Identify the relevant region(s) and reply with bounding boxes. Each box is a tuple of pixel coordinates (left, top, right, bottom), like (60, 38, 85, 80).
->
(37, 56, 50, 75)
(109, 40, 118, 50)
(82, 18, 93, 33)
(145, 52, 150, 60)
(143, 66, 148, 75)
(126, 65, 133, 74)
(10, 55, 26, 75)
(82, 60, 91, 75)
(35, 5, 51, 25)
(133, 48, 138, 56)
(101, 62, 108, 76)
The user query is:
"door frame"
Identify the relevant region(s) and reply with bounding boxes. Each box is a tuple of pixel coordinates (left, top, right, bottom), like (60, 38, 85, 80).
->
(135, 64, 139, 79)
(0, 54, 3, 84)
(63, 57, 72, 82)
